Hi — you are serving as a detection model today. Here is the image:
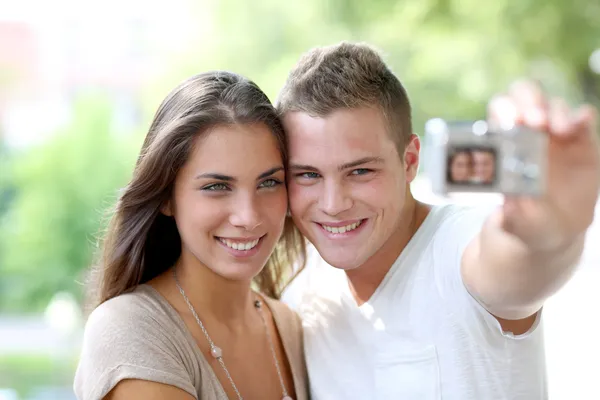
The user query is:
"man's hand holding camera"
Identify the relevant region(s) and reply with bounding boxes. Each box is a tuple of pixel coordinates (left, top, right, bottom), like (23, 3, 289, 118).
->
(488, 79, 600, 250)
(462, 79, 600, 325)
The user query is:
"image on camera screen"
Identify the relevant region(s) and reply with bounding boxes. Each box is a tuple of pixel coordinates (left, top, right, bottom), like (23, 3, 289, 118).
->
(446, 146, 497, 186)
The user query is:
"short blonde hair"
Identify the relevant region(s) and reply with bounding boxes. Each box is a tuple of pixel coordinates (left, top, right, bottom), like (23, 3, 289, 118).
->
(277, 42, 413, 155)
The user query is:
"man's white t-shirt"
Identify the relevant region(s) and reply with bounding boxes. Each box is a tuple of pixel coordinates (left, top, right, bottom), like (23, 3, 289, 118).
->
(282, 204, 546, 400)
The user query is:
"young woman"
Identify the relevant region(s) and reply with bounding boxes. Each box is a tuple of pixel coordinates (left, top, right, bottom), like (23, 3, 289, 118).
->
(447, 149, 473, 183)
(74, 71, 307, 400)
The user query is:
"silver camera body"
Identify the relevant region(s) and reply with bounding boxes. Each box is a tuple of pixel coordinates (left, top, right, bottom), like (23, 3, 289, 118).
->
(424, 119, 548, 196)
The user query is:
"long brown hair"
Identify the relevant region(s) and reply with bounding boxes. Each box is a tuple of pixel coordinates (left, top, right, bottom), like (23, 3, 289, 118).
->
(88, 71, 305, 309)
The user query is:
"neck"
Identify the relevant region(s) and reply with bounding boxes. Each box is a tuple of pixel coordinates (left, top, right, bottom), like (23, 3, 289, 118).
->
(172, 253, 257, 329)
(346, 193, 430, 305)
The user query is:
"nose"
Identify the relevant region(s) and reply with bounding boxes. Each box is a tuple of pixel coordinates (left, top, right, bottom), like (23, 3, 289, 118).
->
(229, 194, 262, 231)
(319, 180, 352, 217)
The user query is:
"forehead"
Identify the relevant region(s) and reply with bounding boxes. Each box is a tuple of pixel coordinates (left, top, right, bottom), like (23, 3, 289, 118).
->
(283, 107, 398, 165)
(472, 151, 494, 159)
(182, 123, 282, 176)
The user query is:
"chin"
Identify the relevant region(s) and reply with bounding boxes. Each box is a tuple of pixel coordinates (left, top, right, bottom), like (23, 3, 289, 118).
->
(319, 250, 364, 271)
(220, 269, 263, 283)
(212, 262, 265, 282)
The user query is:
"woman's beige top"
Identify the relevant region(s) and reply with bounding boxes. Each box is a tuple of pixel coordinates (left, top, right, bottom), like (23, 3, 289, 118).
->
(73, 285, 308, 400)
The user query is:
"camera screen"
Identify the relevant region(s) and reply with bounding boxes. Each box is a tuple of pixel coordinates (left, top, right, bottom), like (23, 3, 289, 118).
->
(447, 146, 497, 185)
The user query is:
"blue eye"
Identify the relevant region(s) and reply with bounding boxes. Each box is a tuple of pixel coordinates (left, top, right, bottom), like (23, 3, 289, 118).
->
(298, 172, 320, 179)
(351, 169, 371, 175)
(259, 179, 282, 188)
(202, 183, 229, 191)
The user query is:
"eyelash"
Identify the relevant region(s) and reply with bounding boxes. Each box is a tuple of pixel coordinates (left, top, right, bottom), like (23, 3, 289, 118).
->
(297, 172, 321, 179)
(201, 179, 283, 192)
(295, 169, 373, 179)
(259, 178, 283, 188)
(202, 183, 229, 191)
(351, 168, 372, 176)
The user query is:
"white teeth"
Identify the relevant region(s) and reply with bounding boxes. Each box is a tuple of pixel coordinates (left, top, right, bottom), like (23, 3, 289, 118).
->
(220, 238, 260, 251)
(321, 221, 362, 234)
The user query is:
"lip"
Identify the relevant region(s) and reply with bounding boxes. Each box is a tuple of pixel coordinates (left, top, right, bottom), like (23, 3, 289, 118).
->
(315, 218, 368, 239)
(218, 236, 263, 241)
(315, 219, 363, 228)
(216, 235, 265, 258)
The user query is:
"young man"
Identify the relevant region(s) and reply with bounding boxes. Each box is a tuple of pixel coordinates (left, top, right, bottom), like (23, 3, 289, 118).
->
(278, 42, 600, 399)
(471, 148, 497, 184)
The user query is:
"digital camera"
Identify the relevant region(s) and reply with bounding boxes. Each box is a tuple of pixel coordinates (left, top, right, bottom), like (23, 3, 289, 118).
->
(423, 119, 548, 196)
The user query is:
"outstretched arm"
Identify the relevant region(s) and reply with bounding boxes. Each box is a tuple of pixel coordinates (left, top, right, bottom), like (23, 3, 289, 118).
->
(462, 79, 600, 331)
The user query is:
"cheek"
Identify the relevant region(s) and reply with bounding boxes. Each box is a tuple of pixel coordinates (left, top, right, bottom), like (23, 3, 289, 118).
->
(351, 176, 404, 211)
(288, 181, 316, 214)
(262, 190, 288, 224)
(175, 195, 225, 238)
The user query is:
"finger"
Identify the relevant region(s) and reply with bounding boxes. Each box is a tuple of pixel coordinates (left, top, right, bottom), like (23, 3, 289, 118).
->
(549, 97, 573, 138)
(487, 94, 519, 131)
(508, 79, 549, 129)
(562, 104, 600, 145)
(573, 104, 598, 135)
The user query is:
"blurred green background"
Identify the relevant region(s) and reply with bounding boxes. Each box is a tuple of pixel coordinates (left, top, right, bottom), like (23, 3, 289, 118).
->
(0, 0, 599, 398)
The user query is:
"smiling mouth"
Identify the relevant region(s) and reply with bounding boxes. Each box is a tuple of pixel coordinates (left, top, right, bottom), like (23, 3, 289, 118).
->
(216, 236, 262, 251)
(318, 219, 364, 234)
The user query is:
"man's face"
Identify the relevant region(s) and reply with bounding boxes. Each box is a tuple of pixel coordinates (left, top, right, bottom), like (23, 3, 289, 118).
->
(283, 107, 420, 270)
(472, 150, 496, 183)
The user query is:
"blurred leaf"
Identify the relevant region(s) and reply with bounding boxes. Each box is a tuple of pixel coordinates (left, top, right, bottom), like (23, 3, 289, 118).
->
(1, 0, 599, 312)
(0, 94, 138, 312)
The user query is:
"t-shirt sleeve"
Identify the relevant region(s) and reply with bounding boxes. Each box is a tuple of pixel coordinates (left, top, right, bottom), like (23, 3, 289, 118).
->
(432, 204, 543, 340)
(73, 297, 197, 400)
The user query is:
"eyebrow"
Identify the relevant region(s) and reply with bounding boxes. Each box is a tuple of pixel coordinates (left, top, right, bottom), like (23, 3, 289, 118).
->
(339, 156, 384, 171)
(289, 156, 384, 172)
(195, 166, 284, 182)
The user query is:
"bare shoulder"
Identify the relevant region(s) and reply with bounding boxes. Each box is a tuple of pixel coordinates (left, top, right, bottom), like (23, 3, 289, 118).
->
(105, 380, 196, 400)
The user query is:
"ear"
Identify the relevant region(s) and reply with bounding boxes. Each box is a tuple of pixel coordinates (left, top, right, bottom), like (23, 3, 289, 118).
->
(161, 200, 173, 217)
(403, 134, 421, 183)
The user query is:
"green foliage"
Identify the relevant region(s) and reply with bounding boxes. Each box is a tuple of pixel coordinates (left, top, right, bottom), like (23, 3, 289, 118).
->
(176, 0, 600, 132)
(1, 0, 599, 312)
(0, 352, 77, 397)
(0, 138, 14, 215)
(0, 94, 138, 312)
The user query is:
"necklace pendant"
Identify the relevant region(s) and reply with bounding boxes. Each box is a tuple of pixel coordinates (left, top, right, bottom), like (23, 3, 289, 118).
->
(210, 346, 222, 359)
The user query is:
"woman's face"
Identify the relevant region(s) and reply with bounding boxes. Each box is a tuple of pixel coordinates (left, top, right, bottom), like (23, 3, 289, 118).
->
(450, 152, 472, 182)
(166, 123, 287, 282)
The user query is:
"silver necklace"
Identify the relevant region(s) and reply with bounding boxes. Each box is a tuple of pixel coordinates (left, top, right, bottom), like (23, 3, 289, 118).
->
(173, 268, 292, 400)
